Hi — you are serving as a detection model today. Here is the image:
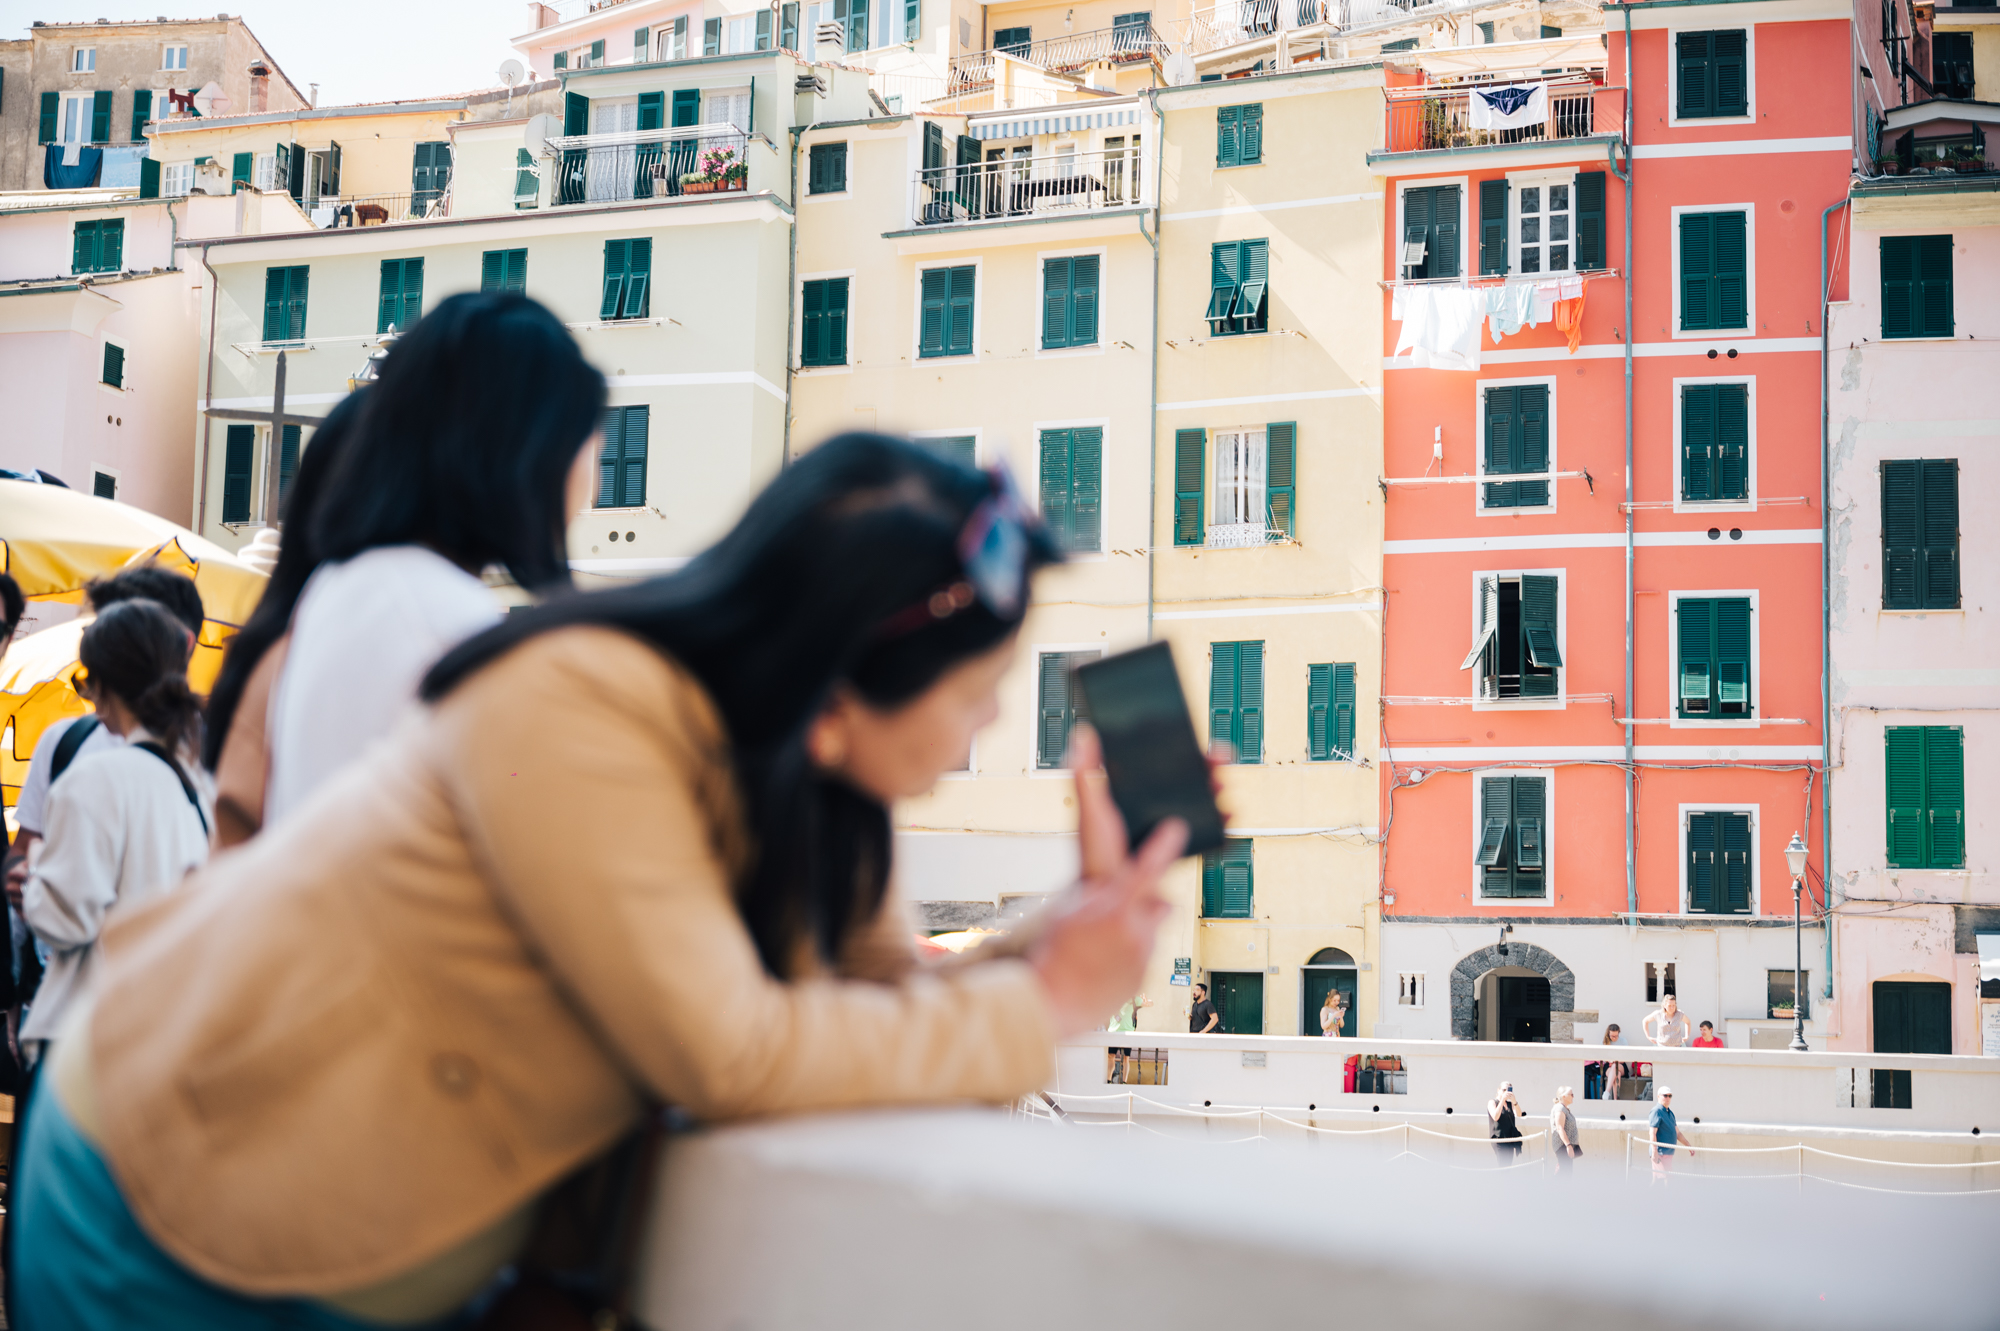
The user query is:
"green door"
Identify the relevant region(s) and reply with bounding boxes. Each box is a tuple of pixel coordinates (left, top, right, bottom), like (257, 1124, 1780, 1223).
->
(1300, 968, 1356, 1036)
(1211, 971, 1264, 1035)
(1872, 980, 1951, 1054)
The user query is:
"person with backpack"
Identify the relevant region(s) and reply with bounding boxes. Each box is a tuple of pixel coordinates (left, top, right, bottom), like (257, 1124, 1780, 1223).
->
(17, 598, 211, 1061)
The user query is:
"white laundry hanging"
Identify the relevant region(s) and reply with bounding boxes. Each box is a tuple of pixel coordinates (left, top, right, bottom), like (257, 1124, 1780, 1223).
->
(1393, 285, 1485, 371)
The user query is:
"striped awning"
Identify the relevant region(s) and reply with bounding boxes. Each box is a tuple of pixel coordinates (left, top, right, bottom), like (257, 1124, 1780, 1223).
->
(969, 106, 1141, 140)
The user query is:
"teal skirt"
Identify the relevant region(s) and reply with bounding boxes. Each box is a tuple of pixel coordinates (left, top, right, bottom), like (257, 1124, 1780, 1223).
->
(12, 1084, 468, 1330)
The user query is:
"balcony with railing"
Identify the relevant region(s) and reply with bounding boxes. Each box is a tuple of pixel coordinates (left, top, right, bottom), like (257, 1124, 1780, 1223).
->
(548, 122, 752, 206)
(947, 21, 1166, 92)
(910, 143, 1146, 228)
(1379, 79, 1624, 157)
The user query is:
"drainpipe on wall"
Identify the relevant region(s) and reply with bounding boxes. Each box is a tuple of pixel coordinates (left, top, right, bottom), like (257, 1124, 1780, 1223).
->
(1820, 195, 1849, 1003)
(1615, 1, 1637, 917)
(1144, 89, 1164, 644)
(784, 110, 805, 469)
(194, 241, 220, 533)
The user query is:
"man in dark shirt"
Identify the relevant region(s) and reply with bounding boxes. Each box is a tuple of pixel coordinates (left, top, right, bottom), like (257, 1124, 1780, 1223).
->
(1189, 983, 1220, 1034)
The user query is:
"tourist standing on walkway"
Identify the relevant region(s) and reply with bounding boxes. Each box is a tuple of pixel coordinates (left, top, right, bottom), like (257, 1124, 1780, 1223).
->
(13, 434, 1196, 1329)
(1649, 1087, 1689, 1183)
(18, 600, 210, 1062)
(1550, 1087, 1580, 1175)
(1190, 982, 1220, 1034)
(1644, 993, 1692, 1048)
(1692, 1020, 1725, 1048)
(1319, 986, 1347, 1037)
(1488, 1081, 1524, 1165)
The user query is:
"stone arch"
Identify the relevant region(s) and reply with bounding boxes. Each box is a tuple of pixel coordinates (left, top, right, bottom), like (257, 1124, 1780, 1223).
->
(1449, 942, 1576, 1041)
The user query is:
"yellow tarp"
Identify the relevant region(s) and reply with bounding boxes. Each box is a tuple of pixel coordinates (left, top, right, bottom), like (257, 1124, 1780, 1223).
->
(0, 484, 269, 805)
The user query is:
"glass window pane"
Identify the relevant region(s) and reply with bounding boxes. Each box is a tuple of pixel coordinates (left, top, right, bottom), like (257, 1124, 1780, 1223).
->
(1549, 183, 1569, 211)
(1520, 216, 1540, 244)
(1550, 215, 1569, 241)
(1520, 186, 1540, 213)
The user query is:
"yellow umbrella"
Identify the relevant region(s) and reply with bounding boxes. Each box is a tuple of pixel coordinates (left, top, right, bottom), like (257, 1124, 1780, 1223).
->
(0, 483, 269, 805)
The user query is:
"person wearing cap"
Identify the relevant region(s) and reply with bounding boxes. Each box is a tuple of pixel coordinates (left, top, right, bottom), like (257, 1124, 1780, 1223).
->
(1648, 1087, 1691, 1182)
(1487, 1080, 1524, 1165)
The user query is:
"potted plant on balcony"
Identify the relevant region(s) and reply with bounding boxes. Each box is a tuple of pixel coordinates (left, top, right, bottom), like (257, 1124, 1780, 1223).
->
(684, 145, 746, 193)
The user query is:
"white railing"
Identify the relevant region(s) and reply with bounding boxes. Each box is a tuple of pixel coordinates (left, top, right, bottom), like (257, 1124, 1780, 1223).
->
(910, 143, 1145, 227)
(1204, 522, 1272, 548)
(947, 22, 1166, 90)
(547, 122, 751, 205)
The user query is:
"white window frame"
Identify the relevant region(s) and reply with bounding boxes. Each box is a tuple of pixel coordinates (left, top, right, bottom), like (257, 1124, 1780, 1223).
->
(1504, 167, 1580, 279)
(161, 161, 194, 197)
(794, 267, 856, 375)
(1033, 244, 1107, 360)
(1671, 374, 1758, 513)
(1207, 424, 1269, 549)
(1467, 566, 1567, 710)
(911, 256, 982, 364)
(1028, 642, 1106, 776)
(1669, 202, 1756, 341)
(1665, 24, 1757, 129)
(57, 91, 94, 146)
(1397, 972, 1427, 1008)
(702, 86, 753, 131)
(1676, 802, 1760, 915)
(1033, 415, 1110, 560)
(253, 152, 277, 191)
(1665, 588, 1762, 727)
(89, 466, 120, 500)
(1643, 960, 1679, 1004)
(161, 43, 189, 70)
(1473, 374, 1558, 516)
(72, 47, 95, 73)
(725, 14, 755, 52)
(1471, 766, 1555, 906)
(1393, 174, 1470, 283)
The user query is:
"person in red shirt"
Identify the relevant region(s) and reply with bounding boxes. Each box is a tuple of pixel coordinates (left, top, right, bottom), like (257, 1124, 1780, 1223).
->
(1691, 1020, 1725, 1049)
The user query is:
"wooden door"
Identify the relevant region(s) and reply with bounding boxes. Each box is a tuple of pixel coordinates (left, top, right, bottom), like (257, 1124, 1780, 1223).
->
(1212, 971, 1264, 1035)
(1873, 980, 1951, 1054)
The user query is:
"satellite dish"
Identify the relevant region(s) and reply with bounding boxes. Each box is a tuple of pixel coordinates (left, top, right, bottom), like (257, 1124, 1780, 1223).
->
(525, 112, 563, 153)
(1165, 52, 1197, 85)
(192, 81, 230, 116)
(498, 58, 525, 86)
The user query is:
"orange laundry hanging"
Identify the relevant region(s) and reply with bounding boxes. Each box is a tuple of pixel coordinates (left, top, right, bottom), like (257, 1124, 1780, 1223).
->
(1554, 282, 1588, 355)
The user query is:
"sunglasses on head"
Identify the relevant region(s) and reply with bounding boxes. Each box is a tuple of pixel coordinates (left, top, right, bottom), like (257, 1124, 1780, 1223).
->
(875, 462, 1034, 639)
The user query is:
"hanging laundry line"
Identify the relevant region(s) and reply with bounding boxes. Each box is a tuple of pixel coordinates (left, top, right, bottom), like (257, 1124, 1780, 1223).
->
(1387, 271, 1615, 368)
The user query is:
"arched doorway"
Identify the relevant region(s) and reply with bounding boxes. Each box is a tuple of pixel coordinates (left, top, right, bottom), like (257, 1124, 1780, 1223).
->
(1300, 947, 1358, 1037)
(1448, 941, 1575, 1041)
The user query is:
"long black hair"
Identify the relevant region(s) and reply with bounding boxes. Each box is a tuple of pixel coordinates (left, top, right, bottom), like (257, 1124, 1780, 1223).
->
(80, 599, 203, 761)
(424, 434, 1062, 974)
(306, 291, 603, 592)
(200, 390, 363, 771)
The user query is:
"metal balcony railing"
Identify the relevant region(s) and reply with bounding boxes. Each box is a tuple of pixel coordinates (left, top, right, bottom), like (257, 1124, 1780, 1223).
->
(1183, 0, 1329, 55)
(911, 143, 1145, 227)
(547, 123, 751, 206)
(948, 22, 1165, 91)
(306, 191, 450, 228)
(1382, 79, 1624, 155)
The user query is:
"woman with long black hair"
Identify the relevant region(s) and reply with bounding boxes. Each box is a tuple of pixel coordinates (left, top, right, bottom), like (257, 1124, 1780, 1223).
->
(210, 291, 602, 834)
(14, 434, 1184, 1329)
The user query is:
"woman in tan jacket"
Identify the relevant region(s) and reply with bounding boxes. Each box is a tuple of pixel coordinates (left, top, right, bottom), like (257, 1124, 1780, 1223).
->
(14, 433, 1185, 1329)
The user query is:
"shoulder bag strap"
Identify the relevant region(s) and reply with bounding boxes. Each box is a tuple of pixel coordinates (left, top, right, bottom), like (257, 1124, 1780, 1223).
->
(130, 740, 210, 840)
(49, 716, 102, 784)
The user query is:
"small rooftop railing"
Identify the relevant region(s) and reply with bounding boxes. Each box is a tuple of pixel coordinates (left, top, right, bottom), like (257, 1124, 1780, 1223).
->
(1382, 78, 1623, 154)
(911, 142, 1145, 228)
(548, 122, 751, 206)
(948, 22, 1165, 91)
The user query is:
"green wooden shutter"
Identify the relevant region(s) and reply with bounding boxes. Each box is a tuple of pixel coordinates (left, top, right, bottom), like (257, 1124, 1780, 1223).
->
(635, 24, 651, 56)
(1070, 426, 1102, 553)
(923, 120, 944, 171)
(846, 0, 869, 50)
(1716, 597, 1751, 713)
(1479, 178, 1509, 275)
(515, 149, 537, 202)
(1402, 186, 1432, 278)
(563, 91, 589, 136)
(39, 91, 58, 144)
(1687, 811, 1718, 912)
(1713, 29, 1747, 115)
(636, 91, 664, 131)
(1721, 812, 1751, 911)
(756, 10, 774, 47)
(139, 158, 160, 198)
(919, 266, 947, 356)
(263, 266, 287, 342)
(1575, 170, 1605, 270)
(1678, 597, 1713, 714)
(597, 408, 624, 507)
(905, 0, 921, 42)
(378, 259, 402, 335)
(601, 239, 629, 320)
(619, 406, 649, 507)
(1265, 421, 1295, 539)
(481, 250, 504, 292)
(1237, 641, 1263, 763)
(1216, 104, 1239, 167)
(1681, 212, 1713, 330)
(1916, 234, 1954, 337)
(130, 89, 152, 141)
(91, 90, 112, 143)
(232, 151, 252, 188)
(1925, 726, 1965, 867)
(590, 38, 606, 63)
(1482, 385, 1517, 509)
(282, 266, 308, 341)
(1307, 663, 1333, 760)
(1676, 31, 1711, 116)
(1714, 211, 1747, 328)
(1478, 776, 1513, 895)
(1041, 256, 1072, 349)
(1682, 384, 1716, 501)
(1519, 573, 1561, 697)
(553, 50, 567, 69)
(1240, 104, 1263, 164)
(1512, 777, 1545, 892)
(946, 264, 976, 355)
(1881, 459, 1922, 608)
(1517, 385, 1549, 505)
(704, 18, 722, 53)
(222, 424, 255, 523)
(923, 436, 976, 467)
(1332, 662, 1356, 760)
(1037, 650, 1078, 768)
(1715, 383, 1748, 500)
(1174, 428, 1205, 545)
(1431, 185, 1461, 279)
(801, 279, 826, 365)
(824, 277, 850, 364)
(1884, 727, 1928, 868)
(101, 341, 124, 389)
(1921, 458, 1960, 608)
(1216, 839, 1253, 917)
(1039, 428, 1074, 550)
(782, 3, 799, 48)
(1238, 238, 1269, 332)
(1209, 641, 1238, 753)
(1881, 236, 1916, 339)
(100, 218, 122, 270)
(1207, 240, 1241, 330)
(1069, 254, 1098, 347)
(72, 221, 98, 274)
(625, 238, 652, 317)
(278, 423, 301, 506)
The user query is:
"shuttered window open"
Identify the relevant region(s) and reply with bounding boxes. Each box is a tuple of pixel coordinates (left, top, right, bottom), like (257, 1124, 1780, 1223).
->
(1173, 428, 1205, 546)
(376, 257, 423, 335)
(1679, 210, 1747, 331)
(1680, 382, 1749, 502)
(600, 237, 653, 321)
(801, 277, 849, 366)
(1209, 640, 1265, 764)
(91, 90, 112, 144)
(1881, 458, 1959, 610)
(1687, 811, 1751, 913)
(1401, 184, 1461, 280)
(1676, 29, 1748, 117)
(1041, 254, 1100, 349)
(1479, 775, 1547, 898)
(596, 405, 650, 509)
(1885, 726, 1965, 869)
(1881, 235, 1953, 339)
(1038, 427, 1102, 553)
(1308, 662, 1356, 761)
(1479, 178, 1510, 275)
(1035, 649, 1096, 769)
(1676, 596, 1752, 718)
(1201, 838, 1255, 918)
(1574, 170, 1606, 270)
(222, 423, 256, 524)
(101, 341, 124, 389)
(1216, 103, 1263, 166)
(261, 265, 309, 343)
(1518, 574, 1561, 697)
(1206, 239, 1269, 336)
(1481, 384, 1550, 508)
(919, 264, 976, 358)
(480, 248, 527, 293)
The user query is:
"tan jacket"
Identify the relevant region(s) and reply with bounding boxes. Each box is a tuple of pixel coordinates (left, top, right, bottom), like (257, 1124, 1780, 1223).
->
(90, 627, 1054, 1296)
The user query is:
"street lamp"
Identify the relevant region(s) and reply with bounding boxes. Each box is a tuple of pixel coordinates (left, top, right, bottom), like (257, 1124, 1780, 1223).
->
(1784, 831, 1810, 1052)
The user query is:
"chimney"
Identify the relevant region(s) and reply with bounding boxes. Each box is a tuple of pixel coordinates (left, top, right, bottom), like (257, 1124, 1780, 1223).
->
(309, 82, 320, 107)
(249, 60, 269, 112)
(530, 2, 559, 30)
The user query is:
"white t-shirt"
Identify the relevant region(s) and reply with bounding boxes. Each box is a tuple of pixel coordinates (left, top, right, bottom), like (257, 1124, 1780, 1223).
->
(15, 715, 124, 837)
(263, 546, 501, 828)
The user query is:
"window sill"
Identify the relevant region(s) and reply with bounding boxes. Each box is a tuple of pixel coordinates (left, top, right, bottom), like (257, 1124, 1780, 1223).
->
(1035, 344, 1106, 359)
(796, 363, 851, 375)
(803, 190, 850, 201)
(1669, 716, 1758, 728)
(1672, 326, 1752, 340)
(252, 341, 313, 353)
(1471, 895, 1552, 906)
(566, 318, 668, 332)
(1674, 500, 1754, 514)
(1877, 606, 1964, 615)
(1472, 696, 1565, 711)
(917, 353, 976, 362)
(1668, 113, 1755, 127)
(1214, 161, 1264, 169)
(1875, 335, 1961, 343)
(1475, 506, 1557, 517)
(1205, 329, 1270, 340)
